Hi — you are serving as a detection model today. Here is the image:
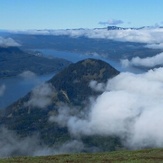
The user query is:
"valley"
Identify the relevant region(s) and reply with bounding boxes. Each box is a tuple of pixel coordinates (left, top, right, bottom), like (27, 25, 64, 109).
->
(0, 27, 163, 159)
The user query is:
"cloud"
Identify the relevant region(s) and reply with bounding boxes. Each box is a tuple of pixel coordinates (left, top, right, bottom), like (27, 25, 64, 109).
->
(89, 80, 105, 92)
(99, 19, 124, 26)
(48, 28, 163, 45)
(85, 28, 163, 44)
(0, 84, 6, 97)
(19, 71, 37, 79)
(121, 52, 163, 68)
(145, 43, 163, 49)
(9, 27, 163, 45)
(49, 105, 72, 128)
(0, 37, 20, 47)
(0, 127, 53, 157)
(0, 126, 85, 157)
(25, 83, 56, 109)
(50, 67, 163, 149)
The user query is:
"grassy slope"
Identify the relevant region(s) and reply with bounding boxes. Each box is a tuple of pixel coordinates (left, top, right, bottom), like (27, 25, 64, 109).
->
(1, 149, 163, 163)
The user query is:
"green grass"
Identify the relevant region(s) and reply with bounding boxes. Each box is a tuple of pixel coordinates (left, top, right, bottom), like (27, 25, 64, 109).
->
(1, 149, 163, 163)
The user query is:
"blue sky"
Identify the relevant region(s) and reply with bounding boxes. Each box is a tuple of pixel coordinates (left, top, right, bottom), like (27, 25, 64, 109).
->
(0, 0, 163, 30)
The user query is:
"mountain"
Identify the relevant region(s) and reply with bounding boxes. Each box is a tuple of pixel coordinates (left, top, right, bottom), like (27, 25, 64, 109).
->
(107, 26, 127, 30)
(0, 47, 71, 78)
(0, 59, 120, 155)
(107, 25, 163, 30)
(49, 58, 119, 105)
(6, 31, 161, 63)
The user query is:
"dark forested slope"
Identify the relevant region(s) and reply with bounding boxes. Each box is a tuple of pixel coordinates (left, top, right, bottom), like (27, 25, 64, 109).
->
(0, 47, 71, 78)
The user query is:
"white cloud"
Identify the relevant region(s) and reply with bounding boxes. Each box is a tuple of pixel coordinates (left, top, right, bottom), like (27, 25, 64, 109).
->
(19, 71, 37, 79)
(0, 37, 20, 47)
(0, 84, 6, 97)
(121, 52, 163, 68)
(10, 27, 163, 45)
(86, 28, 163, 44)
(0, 127, 85, 157)
(89, 80, 105, 92)
(51, 68, 163, 149)
(146, 43, 163, 49)
(0, 127, 55, 157)
(25, 83, 56, 109)
(49, 105, 72, 127)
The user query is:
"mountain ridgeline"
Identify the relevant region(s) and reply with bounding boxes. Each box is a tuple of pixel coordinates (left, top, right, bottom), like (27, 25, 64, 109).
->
(0, 59, 121, 155)
(0, 47, 71, 78)
(49, 58, 119, 105)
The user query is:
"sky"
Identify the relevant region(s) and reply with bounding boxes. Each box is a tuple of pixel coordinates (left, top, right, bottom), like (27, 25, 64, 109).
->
(0, 0, 163, 30)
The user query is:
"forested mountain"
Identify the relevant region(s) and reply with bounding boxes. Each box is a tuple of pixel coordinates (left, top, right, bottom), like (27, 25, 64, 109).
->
(0, 59, 121, 155)
(0, 47, 71, 78)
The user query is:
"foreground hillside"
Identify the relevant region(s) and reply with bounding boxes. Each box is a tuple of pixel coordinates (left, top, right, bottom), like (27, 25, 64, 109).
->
(1, 149, 163, 163)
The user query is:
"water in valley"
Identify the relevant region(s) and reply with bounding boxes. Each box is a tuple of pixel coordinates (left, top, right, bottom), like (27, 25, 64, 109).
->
(0, 49, 143, 109)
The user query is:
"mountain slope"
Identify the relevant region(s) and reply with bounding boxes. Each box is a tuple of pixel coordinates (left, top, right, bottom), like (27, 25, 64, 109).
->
(49, 58, 119, 105)
(1, 148, 163, 163)
(0, 47, 71, 78)
(0, 59, 120, 156)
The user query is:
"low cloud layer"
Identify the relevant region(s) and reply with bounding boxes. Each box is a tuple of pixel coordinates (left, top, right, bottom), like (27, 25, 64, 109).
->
(0, 127, 52, 157)
(50, 67, 163, 149)
(146, 43, 163, 49)
(121, 52, 163, 68)
(19, 71, 41, 85)
(99, 19, 124, 26)
(11, 27, 163, 45)
(0, 37, 20, 47)
(0, 84, 6, 97)
(25, 83, 56, 109)
(19, 71, 37, 79)
(0, 127, 85, 157)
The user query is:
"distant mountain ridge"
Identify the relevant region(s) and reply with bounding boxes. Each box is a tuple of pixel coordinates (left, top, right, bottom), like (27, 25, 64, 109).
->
(107, 25, 163, 30)
(0, 47, 71, 78)
(3, 25, 163, 33)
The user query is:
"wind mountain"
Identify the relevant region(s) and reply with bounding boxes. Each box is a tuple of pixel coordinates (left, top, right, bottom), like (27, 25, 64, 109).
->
(0, 58, 121, 154)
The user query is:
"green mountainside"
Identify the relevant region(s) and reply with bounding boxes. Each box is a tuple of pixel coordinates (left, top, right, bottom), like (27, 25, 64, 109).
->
(49, 58, 119, 105)
(0, 59, 120, 156)
(1, 148, 163, 163)
(0, 47, 71, 78)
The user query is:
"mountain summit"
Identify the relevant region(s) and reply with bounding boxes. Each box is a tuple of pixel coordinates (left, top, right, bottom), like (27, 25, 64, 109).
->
(49, 58, 119, 105)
